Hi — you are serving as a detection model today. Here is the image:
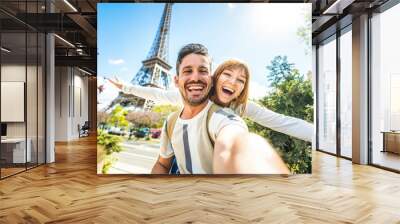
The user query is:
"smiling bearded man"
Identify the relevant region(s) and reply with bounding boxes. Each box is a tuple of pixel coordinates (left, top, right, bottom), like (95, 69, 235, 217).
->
(176, 53, 213, 106)
(151, 43, 289, 174)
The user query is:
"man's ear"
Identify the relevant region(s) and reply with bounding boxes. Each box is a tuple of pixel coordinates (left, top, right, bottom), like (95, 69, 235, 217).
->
(174, 75, 179, 87)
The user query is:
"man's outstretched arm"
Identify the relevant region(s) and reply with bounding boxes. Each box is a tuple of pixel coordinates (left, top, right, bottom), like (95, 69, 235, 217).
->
(151, 119, 175, 174)
(213, 127, 290, 174)
(151, 156, 173, 174)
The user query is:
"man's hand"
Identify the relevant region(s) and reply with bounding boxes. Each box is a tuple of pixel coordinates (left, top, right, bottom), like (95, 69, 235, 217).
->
(213, 127, 290, 174)
(151, 156, 173, 174)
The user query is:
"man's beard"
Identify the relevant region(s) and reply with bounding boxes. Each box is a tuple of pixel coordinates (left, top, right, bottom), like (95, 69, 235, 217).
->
(186, 91, 210, 106)
(181, 80, 211, 106)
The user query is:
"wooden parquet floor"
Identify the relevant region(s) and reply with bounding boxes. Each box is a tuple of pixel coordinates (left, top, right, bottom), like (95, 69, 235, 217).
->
(1, 136, 400, 224)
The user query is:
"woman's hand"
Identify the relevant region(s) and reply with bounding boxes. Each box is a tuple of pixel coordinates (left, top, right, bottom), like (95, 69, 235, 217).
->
(108, 77, 123, 90)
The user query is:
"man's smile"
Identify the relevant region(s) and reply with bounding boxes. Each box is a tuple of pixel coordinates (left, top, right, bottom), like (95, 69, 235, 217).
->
(185, 82, 207, 95)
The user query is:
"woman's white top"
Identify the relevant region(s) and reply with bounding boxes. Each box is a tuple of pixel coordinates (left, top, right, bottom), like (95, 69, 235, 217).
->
(122, 84, 313, 142)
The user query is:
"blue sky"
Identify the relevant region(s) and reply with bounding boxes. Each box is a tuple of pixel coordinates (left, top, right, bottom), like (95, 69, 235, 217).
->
(98, 3, 311, 100)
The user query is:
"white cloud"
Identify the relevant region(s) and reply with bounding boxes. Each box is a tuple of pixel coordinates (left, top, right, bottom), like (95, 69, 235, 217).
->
(108, 58, 125, 65)
(248, 81, 270, 100)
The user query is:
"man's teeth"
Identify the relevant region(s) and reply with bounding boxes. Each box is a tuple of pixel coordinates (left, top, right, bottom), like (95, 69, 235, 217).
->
(187, 85, 204, 91)
(189, 87, 204, 90)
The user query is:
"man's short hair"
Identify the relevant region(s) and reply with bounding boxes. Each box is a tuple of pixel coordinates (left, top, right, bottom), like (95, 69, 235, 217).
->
(176, 43, 211, 75)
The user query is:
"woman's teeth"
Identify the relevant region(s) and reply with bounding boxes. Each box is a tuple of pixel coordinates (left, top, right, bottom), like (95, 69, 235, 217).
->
(222, 87, 234, 95)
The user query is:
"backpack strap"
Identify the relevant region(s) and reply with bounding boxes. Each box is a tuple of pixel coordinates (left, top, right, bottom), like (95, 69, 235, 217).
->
(166, 111, 180, 142)
(206, 103, 221, 147)
(165, 111, 180, 174)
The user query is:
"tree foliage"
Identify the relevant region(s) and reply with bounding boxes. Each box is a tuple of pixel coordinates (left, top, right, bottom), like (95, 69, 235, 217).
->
(126, 111, 161, 128)
(123, 104, 179, 129)
(97, 129, 123, 155)
(152, 104, 179, 116)
(151, 104, 180, 127)
(97, 111, 110, 129)
(97, 129, 123, 174)
(247, 56, 313, 174)
(266, 56, 295, 87)
(107, 105, 129, 128)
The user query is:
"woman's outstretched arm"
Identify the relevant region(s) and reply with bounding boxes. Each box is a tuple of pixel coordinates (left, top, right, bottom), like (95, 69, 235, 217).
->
(108, 78, 182, 105)
(244, 101, 313, 142)
(122, 85, 182, 105)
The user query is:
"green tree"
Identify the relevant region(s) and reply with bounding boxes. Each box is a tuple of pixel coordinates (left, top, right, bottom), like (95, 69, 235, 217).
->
(152, 104, 179, 116)
(151, 104, 180, 128)
(97, 111, 110, 129)
(247, 56, 313, 174)
(107, 105, 129, 128)
(266, 56, 295, 87)
(126, 111, 161, 129)
(97, 129, 123, 155)
(97, 129, 123, 174)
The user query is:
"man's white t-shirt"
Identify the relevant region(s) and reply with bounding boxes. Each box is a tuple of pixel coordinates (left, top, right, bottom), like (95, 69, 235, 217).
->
(159, 101, 248, 174)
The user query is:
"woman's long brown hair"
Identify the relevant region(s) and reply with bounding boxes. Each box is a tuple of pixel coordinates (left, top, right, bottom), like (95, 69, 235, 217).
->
(210, 59, 250, 116)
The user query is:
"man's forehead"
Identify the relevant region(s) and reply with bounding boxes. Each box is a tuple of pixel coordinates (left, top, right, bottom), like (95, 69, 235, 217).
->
(180, 54, 211, 67)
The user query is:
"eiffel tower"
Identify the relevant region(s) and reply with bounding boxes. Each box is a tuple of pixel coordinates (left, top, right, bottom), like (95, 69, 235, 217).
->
(108, 3, 173, 111)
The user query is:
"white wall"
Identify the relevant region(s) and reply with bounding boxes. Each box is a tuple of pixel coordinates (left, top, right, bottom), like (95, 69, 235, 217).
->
(72, 73, 89, 138)
(55, 67, 89, 141)
(55, 66, 69, 141)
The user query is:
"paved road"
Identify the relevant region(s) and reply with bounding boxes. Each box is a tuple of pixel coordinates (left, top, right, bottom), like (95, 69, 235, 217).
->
(108, 141, 160, 174)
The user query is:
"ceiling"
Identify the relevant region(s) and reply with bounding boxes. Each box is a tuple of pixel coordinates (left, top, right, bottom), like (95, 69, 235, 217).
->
(0, 0, 99, 74)
(310, 0, 390, 44)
